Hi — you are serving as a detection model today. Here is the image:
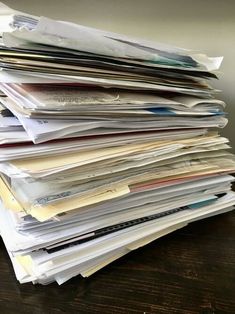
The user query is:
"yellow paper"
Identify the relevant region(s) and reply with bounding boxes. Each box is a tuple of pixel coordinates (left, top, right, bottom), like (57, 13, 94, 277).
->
(29, 184, 130, 222)
(11, 141, 168, 172)
(0, 176, 24, 212)
(10, 134, 223, 174)
(15, 255, 35, 277)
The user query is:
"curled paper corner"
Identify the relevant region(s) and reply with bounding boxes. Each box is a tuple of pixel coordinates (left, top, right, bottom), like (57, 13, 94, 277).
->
(192, 53, 224, 71)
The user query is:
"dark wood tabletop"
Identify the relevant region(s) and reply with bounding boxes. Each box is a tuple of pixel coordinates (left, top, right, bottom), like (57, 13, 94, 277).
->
(0, 211, 234, 314)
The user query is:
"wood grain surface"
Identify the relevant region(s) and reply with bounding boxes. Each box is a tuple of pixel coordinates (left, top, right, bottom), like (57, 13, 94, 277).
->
(0, 211, 234, 314)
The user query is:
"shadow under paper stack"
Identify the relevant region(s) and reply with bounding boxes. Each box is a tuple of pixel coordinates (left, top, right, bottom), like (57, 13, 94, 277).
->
(0, 2, 234, 285)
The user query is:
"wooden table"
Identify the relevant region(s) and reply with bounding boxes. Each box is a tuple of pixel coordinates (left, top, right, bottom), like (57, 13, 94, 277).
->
(0, 211, 234, 314)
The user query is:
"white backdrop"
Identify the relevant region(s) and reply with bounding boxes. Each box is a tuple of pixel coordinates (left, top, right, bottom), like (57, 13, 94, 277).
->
(3, 0, 235, 151)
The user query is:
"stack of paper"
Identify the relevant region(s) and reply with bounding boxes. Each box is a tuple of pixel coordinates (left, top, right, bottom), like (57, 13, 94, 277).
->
(0, 2, 234, 285)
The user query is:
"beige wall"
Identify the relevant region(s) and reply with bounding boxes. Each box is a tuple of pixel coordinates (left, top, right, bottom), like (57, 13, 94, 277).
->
(4, 0, 235, 151)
